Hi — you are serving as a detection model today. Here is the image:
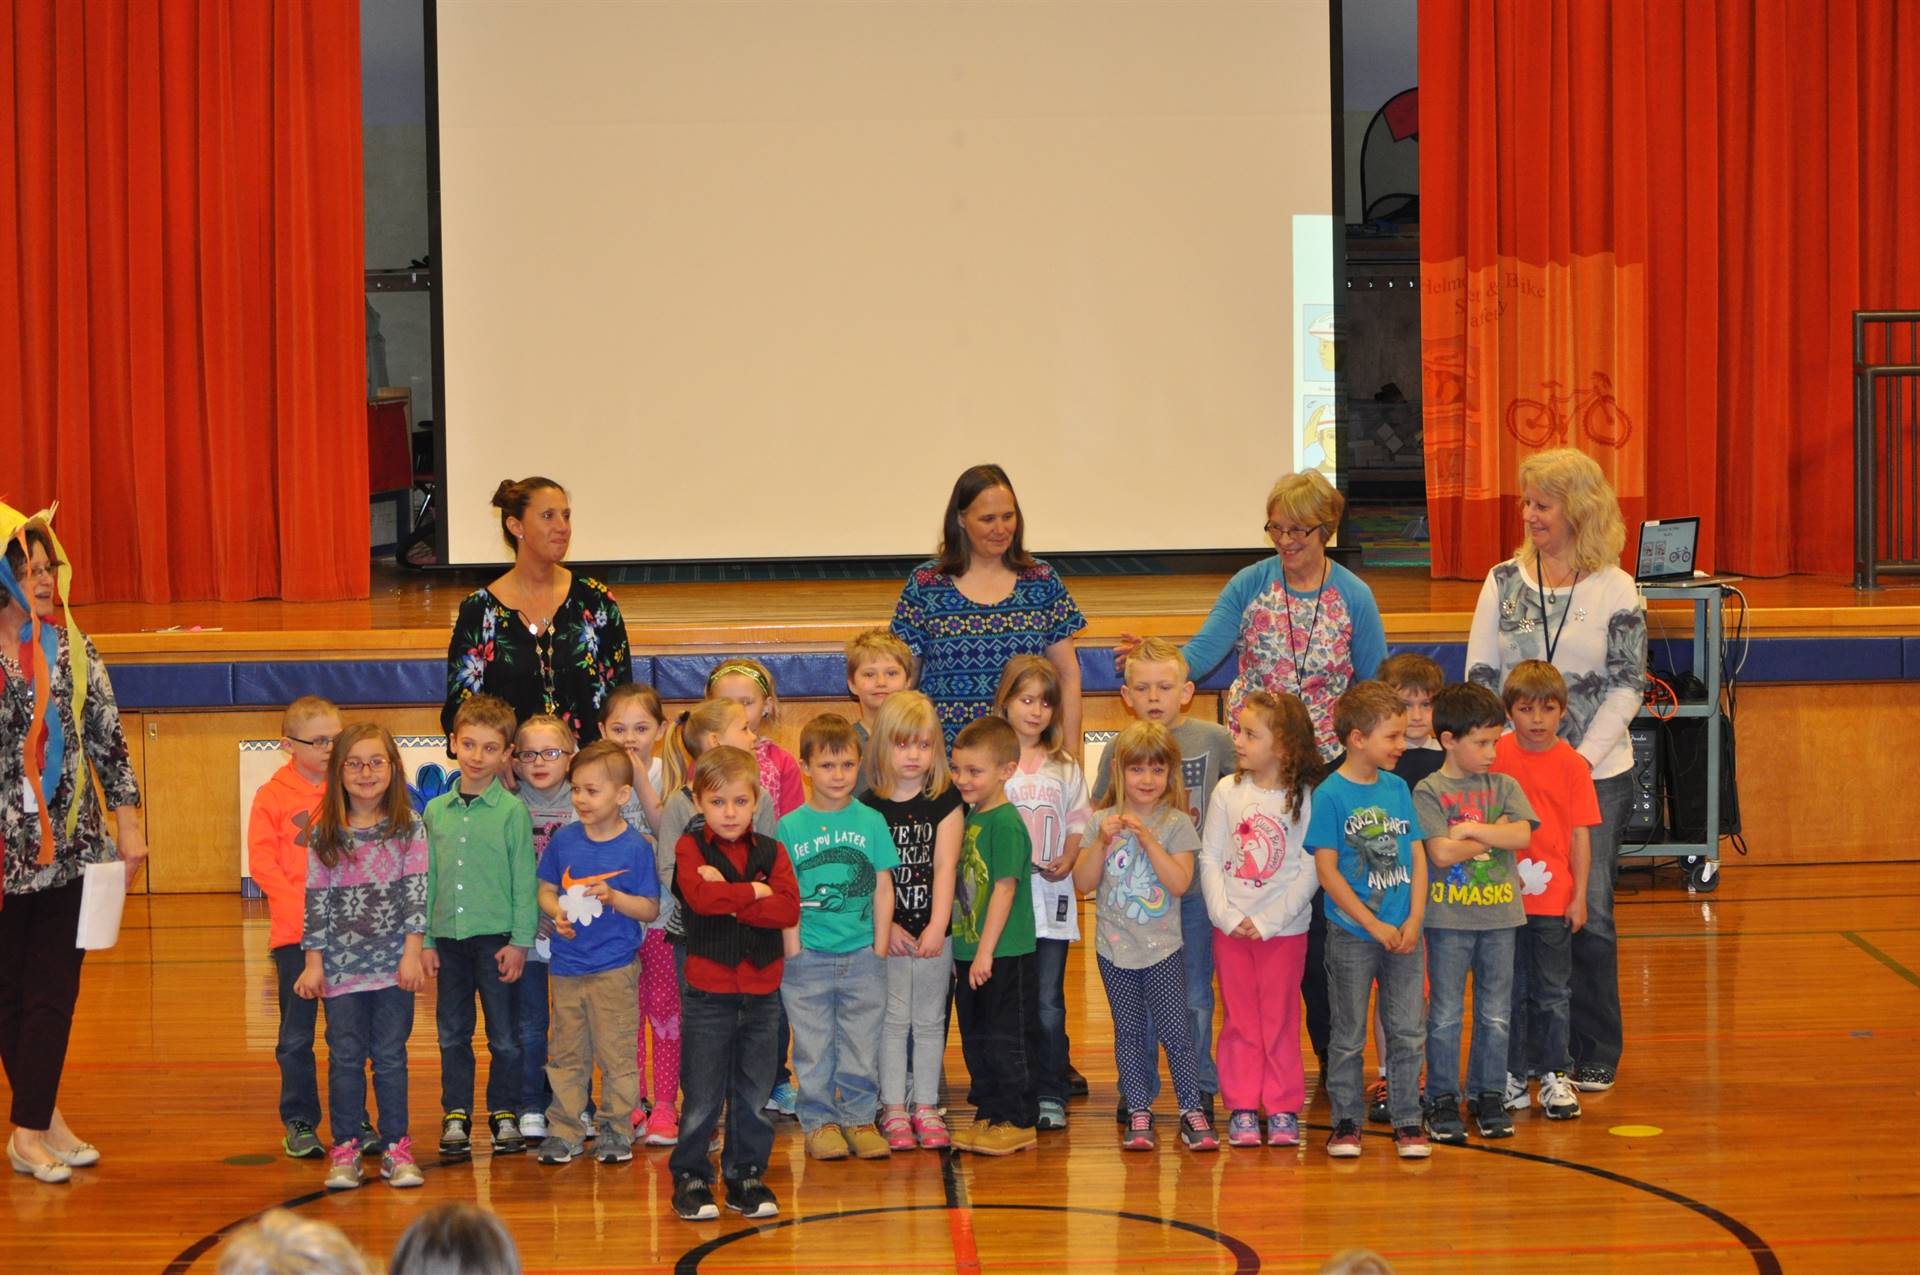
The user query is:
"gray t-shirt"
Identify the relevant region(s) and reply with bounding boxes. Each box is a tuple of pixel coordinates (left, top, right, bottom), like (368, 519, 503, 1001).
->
(1412, 770, 1537, 931)
(1092, 805, 1203, 970)
(1093, 716, 1237, 831)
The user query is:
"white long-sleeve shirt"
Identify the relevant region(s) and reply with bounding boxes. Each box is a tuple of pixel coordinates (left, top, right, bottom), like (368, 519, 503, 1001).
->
(1198, 776, 1318, 939)
(1465, 560, 1647, 781)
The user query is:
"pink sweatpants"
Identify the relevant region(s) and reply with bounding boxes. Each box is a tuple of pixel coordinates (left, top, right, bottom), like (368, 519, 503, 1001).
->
(1212, 930, 1308, 1115)
(636, 930, 681, 1108)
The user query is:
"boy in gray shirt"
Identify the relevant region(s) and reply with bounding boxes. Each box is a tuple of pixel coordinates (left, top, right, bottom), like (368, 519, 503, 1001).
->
(1413, 683, 1538, 1145)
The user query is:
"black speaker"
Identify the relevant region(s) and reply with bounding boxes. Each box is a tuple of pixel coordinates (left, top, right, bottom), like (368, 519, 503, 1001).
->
(1661, 713, 1741, 841)
(1626, 726, 1662, 836)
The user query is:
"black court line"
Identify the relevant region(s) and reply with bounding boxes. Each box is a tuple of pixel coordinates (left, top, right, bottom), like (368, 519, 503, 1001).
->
(670, 1203, 1262, 1275)
(163, 1132, 1779, 1275)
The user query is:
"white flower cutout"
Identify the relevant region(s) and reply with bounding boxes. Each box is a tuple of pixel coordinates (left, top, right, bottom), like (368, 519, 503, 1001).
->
(1517, 857, 1551, 897)
(560, 886, 604, 927)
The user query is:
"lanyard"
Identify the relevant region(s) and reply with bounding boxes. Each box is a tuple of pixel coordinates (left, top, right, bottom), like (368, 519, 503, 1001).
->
(1285, 563, 1330, 695)
(1534, 551, 1580, 665)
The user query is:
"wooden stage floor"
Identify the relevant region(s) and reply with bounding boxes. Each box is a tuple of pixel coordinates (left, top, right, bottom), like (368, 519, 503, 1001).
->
(76, 565, 1920, 659)
(8, 862, 1918, 1273)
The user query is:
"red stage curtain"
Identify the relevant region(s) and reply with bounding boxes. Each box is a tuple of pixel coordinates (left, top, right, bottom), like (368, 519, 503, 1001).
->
(0, 0, 367, 603)
(1420, 0, 1920, 579)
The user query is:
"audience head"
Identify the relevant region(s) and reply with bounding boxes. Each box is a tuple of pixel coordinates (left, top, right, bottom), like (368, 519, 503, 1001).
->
(216, 1209, 370, 1275)
(390, 1203, 522, 1275)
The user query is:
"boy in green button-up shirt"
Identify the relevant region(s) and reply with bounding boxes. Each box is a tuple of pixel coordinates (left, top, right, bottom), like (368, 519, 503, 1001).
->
(420, 695, 538, 1159)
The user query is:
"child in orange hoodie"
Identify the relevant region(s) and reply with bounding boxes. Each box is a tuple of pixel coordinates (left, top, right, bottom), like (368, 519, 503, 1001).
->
(248, 696, 365, 1159)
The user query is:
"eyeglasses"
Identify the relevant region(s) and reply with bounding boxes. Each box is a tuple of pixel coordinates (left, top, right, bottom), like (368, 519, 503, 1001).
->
(287, 735, 337, 750)
(1264, 522, 1326, 542)
(342, 757, 390, 775)
(513, 747, 572, 763)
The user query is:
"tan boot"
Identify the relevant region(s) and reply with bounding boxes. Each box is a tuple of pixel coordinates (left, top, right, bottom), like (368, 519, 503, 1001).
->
(804, 1124, 851, 1161)
(843, 1124, 892, 1159)
(967, 1122, 1037, 1156)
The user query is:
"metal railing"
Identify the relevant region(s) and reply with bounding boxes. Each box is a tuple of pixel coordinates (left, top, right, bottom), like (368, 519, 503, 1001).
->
(1854, 311, 1920, 588)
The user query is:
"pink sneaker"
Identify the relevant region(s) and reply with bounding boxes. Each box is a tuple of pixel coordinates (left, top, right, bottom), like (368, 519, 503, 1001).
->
(880, 1108, 917, 1151)
(910, 1105, 950, 1149)
(645, 1105, 679, 1147)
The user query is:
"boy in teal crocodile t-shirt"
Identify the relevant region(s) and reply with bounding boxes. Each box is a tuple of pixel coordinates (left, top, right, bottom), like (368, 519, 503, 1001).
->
(775, 714, 900, 1162)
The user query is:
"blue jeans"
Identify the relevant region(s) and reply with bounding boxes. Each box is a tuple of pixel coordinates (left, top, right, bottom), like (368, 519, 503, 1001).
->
(1509, 914, 1574, 1078)
(1324, 926, 1423, 1127)
(512, 959, 552, 1116)
(670, 985, 780, 1183)
(433, 934, 521, 1118)
(1033, 938, 1071, 1102)
(781, 947, 887, 1130)
(324, 985, 413, 1150)
(1424, 926, 1517, 1100)
(271, 944, 323, 1127)
(1571, 771, 1633, 1070)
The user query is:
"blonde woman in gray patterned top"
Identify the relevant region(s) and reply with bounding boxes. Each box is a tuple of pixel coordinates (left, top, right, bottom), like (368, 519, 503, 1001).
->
(1465, 448, 1646, 1094)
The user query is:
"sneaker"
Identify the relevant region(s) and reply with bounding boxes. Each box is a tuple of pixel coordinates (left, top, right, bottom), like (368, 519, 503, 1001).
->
(1365, 1076, 1391, 1125)
(1571, 1064, 1616, 1092)
(1423, 1095, 1467, 1146)
(1540, 1071, 1583, 1121)
(1178, 1110, 1219, 1152)
(519, 1111, 550, 1140)
(536, 1135, 584, 1164)
(491, 1111, 526, 1154)
(880, 1108, 917, 1151)
(911, 1106, 950, 1149)
(1325, 1119, 1363, 1158)
(765, 1082, 798, 1117)
(357, 1120, 380, 1156)
(805, 1125, 851, 1161)
(1066, 1065, 1090, 1097)
(845, 1124, 891, 1160)
(438, 1111, 471, 1158)
(724, 1175, 779, 1219)
(1037, 1099, 1068, 1131)
(381, 1137, 425, 1188)
(1199, 1092, 1217, 1126)
(1394, 1124, 1431, 1159)
(1503, 1072, 1532, 1111)
(1225, 1110, 1261, 1147)
(1121, 1110, 1156, 1152)
(1474, 1091, 1514, 1138)
(324, 1142, 365, 1190)
(1266, 1112, 1301, 1147)
(672, 1174, 719, 1221)
(644, 1105, 680, 1147)
(968, 1122, 1037, 1156)
(283, 1120, 323, 1160)
(596, 1135, 634, 1164)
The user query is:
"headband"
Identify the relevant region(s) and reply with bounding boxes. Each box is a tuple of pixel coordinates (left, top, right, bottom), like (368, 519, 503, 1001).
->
(706, 659, 773, 700)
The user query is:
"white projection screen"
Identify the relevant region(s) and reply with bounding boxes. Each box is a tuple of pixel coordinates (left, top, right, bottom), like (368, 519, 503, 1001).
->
(433, 0, 1336, 565)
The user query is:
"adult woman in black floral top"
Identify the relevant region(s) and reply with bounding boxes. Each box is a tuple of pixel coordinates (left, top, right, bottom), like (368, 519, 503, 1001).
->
(441, 477, 633, 749)
(0, 515, 146, 1184)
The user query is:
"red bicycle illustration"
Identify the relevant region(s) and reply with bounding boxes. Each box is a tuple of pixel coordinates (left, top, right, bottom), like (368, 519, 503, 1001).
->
(1503, 371, 1632, 448)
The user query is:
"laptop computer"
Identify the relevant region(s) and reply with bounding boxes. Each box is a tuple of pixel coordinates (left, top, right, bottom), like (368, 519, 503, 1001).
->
(1634, 517, 1741, 588)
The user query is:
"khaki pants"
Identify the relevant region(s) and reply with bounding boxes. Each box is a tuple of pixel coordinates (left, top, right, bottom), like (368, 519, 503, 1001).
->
(544, 958, 641, 1145)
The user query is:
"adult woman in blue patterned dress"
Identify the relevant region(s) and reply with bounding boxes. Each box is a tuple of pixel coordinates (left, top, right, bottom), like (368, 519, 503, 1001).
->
(442, 477, 632, 749)
(891, 465, 1087, 748)
(0, 512, 146, 1184)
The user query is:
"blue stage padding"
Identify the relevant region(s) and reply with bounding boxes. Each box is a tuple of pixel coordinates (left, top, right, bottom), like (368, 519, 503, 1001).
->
(101, 640, 1918, 713)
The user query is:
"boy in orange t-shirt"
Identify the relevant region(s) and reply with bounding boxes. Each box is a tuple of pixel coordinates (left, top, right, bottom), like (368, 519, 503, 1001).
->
(246, 695, 366, 1158)
(1491, 661, 1601, 1122)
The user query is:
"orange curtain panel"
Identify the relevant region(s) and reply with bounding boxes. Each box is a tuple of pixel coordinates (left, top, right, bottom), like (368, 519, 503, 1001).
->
(0, 0, 367, 603)
(1420, 0, 1920, 579)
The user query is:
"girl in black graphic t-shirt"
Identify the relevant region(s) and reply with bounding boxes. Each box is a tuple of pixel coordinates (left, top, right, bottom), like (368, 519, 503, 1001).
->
(859, 692, 965, 1150)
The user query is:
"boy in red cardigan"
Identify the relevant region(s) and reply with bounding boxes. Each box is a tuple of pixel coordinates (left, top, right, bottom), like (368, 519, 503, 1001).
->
(666, 746, 799, 1224)
(247, 696, 365, 1159)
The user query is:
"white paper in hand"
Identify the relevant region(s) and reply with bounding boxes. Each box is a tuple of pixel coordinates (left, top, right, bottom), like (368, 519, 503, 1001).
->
(75, 860, 128, 950)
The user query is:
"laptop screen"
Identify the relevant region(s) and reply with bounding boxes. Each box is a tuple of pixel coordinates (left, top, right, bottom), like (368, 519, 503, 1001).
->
(1636, 517, 1700, 582)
